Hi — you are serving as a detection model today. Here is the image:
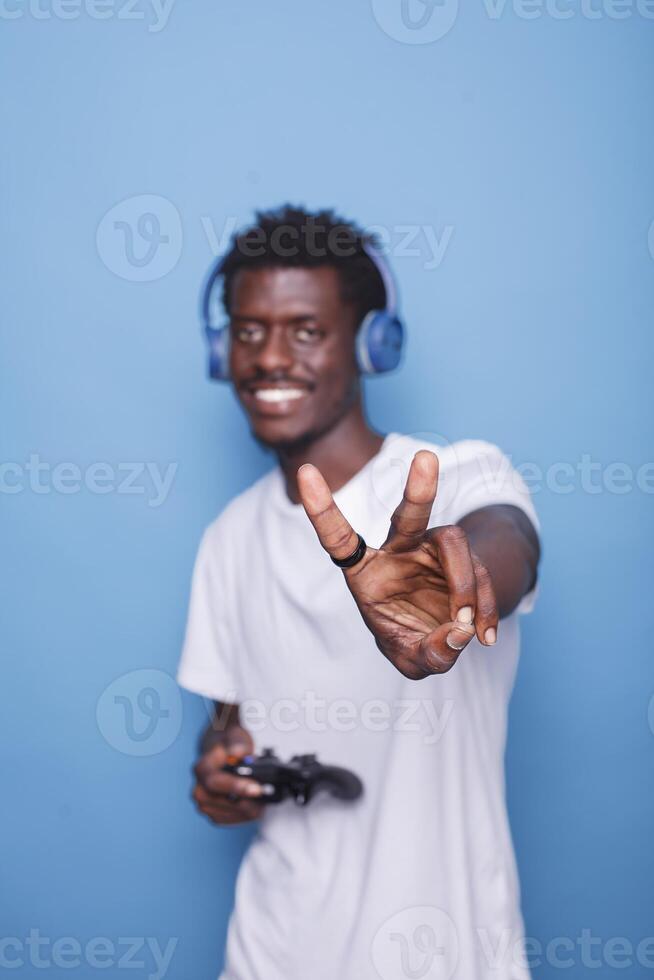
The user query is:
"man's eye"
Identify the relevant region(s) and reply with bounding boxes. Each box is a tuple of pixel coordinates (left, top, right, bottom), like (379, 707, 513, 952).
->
(294, 325, 323, 344)
(234, 324, 265, 343)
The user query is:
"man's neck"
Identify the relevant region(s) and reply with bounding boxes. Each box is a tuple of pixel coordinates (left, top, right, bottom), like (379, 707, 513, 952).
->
(276, 407, 385, 504)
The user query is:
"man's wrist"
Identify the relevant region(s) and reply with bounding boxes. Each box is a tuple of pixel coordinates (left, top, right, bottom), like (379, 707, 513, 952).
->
(200, 727, 227, 755)
(199, 721, 248, 756)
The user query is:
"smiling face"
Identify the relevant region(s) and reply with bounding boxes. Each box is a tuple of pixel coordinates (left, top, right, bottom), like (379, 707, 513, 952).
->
(228, 265, 362, 450)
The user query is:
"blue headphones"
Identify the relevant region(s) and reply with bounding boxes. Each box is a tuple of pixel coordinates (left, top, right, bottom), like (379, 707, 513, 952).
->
(201, 242, 405, 381)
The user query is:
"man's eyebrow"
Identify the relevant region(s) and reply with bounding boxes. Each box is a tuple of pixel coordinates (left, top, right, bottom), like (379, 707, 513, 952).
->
(229, 313, 266, 323)
(229, 312, 319, 324)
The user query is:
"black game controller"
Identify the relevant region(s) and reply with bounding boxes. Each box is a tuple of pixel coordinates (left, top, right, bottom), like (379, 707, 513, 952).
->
(223, 748, 363, 806)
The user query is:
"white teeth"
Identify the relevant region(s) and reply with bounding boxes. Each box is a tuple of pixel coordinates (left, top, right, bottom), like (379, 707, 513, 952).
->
(253, 388, 306, 403)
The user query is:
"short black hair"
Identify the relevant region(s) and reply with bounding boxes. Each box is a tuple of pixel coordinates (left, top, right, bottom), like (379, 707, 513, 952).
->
(218, 204, 387, 324)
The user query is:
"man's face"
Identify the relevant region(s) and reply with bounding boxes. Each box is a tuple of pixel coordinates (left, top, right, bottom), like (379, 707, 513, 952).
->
(228, 265, 361, 450)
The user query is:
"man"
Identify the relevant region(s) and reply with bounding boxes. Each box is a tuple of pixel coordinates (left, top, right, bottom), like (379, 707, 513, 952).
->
(178, 205, 540, 980)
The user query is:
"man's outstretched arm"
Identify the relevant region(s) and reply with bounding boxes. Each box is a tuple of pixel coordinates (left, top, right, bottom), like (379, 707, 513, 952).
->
(457, 503, 540, 622)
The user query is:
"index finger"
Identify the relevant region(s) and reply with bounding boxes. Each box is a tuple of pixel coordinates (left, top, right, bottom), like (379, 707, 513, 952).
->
(297, 463, 360, 562)
(194, 746, 262, 798)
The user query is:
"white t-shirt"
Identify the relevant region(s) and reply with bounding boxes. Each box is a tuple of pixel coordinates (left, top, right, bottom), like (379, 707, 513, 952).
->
(178, 434, 540, 980)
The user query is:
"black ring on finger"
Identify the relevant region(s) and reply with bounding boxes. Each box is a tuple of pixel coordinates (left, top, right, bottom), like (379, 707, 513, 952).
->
(331, 534, 367, 569)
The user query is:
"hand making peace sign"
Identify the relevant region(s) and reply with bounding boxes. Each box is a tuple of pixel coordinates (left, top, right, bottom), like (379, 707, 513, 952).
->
(297, 450, 499, 680)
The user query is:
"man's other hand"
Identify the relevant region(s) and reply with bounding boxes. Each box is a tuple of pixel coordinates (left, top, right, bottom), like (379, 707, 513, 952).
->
(192, 725, 264, 826)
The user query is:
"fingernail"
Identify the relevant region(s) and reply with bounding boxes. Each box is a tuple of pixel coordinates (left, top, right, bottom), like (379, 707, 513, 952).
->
(446, 631, 468, 651)
(244, 783, 262, 797)
(484, 628, 497, 645)
(456, 606, 473, 624)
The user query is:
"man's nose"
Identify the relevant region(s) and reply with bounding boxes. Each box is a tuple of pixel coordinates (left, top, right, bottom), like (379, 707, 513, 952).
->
(254, 325, 295, 373)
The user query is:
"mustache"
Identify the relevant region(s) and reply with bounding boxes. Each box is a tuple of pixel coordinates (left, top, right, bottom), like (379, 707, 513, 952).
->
(238, 372, 315, 389)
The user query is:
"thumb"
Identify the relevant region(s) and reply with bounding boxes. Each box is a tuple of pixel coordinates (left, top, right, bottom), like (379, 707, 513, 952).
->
(297, 464, 360, 563)
(195, 742, 228, 781)
(418, 619, 476, 675)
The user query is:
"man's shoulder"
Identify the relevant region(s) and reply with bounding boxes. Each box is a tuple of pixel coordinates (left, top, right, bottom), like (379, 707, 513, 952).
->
(201, 467, 279, 551)
(381, 434, 517, 522)
(386, 433, 505, 471)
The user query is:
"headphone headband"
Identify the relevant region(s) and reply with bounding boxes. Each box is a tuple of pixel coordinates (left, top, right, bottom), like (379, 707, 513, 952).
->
(361, 241, 398, 314)
(202, 255, 226, 330)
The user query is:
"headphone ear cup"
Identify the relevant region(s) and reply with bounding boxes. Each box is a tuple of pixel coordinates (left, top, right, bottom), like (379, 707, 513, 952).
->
(205, 326, 231, 381)
(356, 311, 404, 375)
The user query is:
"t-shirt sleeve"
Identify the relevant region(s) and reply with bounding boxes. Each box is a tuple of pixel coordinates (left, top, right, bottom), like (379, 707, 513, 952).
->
(177, 522, 240, 703)
(442, 440, 541, 615)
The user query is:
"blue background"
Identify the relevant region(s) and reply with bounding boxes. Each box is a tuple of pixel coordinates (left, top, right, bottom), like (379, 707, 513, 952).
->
(2, 1, 653, 977)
